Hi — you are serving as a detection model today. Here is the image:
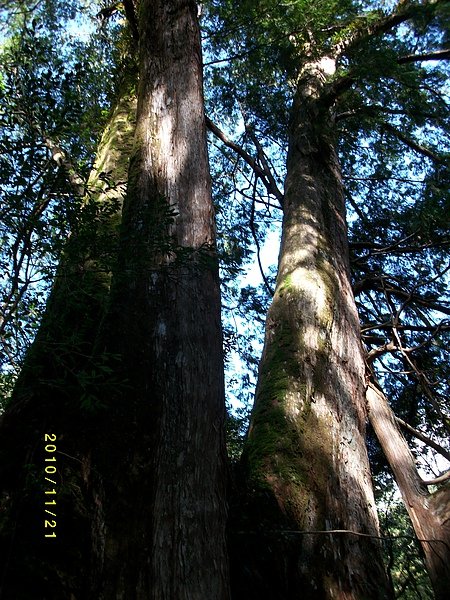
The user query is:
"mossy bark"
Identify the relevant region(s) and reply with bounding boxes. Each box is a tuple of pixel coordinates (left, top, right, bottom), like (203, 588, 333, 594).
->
(94, 2, 230, 599)
(0, 88, 137, 599)
(232, 61, 392, 600)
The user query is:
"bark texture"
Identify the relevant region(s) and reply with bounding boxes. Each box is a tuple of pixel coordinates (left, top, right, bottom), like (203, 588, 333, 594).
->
(95, 1, 230, 598)
(231, 60, 392, 600)
(0, 89, 136, 599)
(367, 383, 450, 600)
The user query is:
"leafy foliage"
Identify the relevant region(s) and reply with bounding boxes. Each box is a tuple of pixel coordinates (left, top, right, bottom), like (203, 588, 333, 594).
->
(0, 0, 122, 395)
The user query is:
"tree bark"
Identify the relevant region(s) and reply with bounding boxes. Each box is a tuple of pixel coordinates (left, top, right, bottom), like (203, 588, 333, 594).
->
(367, 382, 450, 600)
(231, 60, 392, 600)
(95, 1, 230, 598)
(0, 88, 137, 599)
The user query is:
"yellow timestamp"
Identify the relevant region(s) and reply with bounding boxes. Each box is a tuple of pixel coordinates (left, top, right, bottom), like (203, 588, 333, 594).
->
(43, 433, 58, 539)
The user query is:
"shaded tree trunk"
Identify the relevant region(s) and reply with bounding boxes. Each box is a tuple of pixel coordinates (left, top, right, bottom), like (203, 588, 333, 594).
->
(367, 382, 450, 600)
(93, 1, 230, 598)
(231, 60, 392, 600)
(0, 87, 137, 599)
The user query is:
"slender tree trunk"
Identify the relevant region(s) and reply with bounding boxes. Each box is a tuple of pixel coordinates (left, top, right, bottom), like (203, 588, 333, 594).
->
(367, 382, 450, 600)
(231, 61, 392, 600)
(0, 88, 137, 599)
(95, 1, 230, 598)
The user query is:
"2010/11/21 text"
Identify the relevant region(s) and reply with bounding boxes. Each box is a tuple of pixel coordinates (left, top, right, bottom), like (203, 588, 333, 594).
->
(43, 433, 57, 538)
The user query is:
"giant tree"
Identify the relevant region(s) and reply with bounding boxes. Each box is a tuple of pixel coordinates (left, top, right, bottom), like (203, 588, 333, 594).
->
(203, 0, 449, 598)
(91, 0, 230, 597)
(1, 1, 229, 598)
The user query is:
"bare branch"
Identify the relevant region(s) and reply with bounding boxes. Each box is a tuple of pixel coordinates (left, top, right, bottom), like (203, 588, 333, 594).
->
(395, 417, 450, 463)
(337, 104, 437, 123)
(205, 116, 284, 207)
(351, 240, 450, 255)
(245, 125, 284, 206)
(422, 470, 450, 486)
(354, 277, 450, 316)
(390, 326, 450, 433)
(382, 122, 446, 165)
(398, 49, 450, 63)
(250, 183, 275, 297)
(366, 341, 398, 363)
(361, 321, 450, 333)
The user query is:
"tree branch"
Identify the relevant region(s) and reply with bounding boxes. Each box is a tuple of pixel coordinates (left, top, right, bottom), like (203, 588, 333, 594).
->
(390, 324, 450, 434)
(122, 0, 139, 43)
(245, 125, 284, 210)
(44, 138, 85, 197)
(361, 321, 450, 333)
(335, 0, 444, 58)
(324, 1, 446, 102)
(351, 239, 450, 254)
(395, 416, 450, 463)
(205, 116, 284, 207)
(382, 122, 446, 164)
(354, 276, 450, 316)
(250, 184, 275, 297)
(337, 103, 437, 123)
(422, 470, 450, 486)
(398, 49, 450, 63)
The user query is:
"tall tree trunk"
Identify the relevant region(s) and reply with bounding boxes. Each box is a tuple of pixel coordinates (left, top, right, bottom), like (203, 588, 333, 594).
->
(0, 87, 137, 599)
(95, 1, 230, 598)
(231, 60, 392, 600)
(367, 382, 450, 600)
